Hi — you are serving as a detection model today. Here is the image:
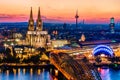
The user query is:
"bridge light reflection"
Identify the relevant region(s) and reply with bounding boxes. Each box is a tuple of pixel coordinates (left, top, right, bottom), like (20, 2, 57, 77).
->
(23, 68, 26, 75)
(0, 69, 1, 73)
(18, 68, 20, 75)
(13, 68, 16, 76)
(37, 69, 41, 75)
(30, 68, 33, 76)
(6, 70, 9, 76)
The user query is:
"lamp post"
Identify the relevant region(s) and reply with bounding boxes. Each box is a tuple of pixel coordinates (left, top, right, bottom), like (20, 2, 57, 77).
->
(4, 43, 7, 50)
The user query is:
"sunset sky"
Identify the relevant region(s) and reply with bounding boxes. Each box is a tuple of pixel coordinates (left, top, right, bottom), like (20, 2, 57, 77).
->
(0, 0, 120, 24)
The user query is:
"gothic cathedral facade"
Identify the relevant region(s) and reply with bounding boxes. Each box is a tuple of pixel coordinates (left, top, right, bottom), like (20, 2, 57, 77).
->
(25, 7, 50, 48)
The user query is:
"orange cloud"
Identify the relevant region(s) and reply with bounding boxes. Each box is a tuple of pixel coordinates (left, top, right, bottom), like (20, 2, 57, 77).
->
(0, 0, 120, 23)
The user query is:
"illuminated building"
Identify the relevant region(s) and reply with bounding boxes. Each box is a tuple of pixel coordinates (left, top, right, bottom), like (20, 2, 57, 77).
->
(25, 7, 50, 48)
(51, 40, 68, 48)
(8, 7, 51, 58)
(79, 34, 86, 42)
(109, 17, 115, 33)
(13, 45, 36, 58)
(13, 33, 23, 39)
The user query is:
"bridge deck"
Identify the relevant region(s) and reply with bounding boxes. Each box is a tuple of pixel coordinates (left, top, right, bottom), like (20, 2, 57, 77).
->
(50, 52, 102, 80)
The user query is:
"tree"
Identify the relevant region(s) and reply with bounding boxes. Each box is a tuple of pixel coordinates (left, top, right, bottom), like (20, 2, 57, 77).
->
(37, 47, 46, 54)
(5, 48, 11, 57)
(22, 54, 41, 64)
(82, 57, 88, 62)
(3, 55, 20, 63)
(95, 57, 102, 63)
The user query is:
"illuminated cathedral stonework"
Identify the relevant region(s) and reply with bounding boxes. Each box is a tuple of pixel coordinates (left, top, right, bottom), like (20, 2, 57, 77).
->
(25, 7, 50, 48)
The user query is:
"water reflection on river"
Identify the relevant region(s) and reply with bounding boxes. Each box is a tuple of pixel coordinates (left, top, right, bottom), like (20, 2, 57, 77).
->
(98, 68, 120, 80)
(0, 68, 57, 80)
(1, 67, 120, 80)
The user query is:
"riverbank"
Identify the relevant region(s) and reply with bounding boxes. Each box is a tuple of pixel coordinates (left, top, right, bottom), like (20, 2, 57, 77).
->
(0, 63, 54, 69)
(94, 63, 120, 70)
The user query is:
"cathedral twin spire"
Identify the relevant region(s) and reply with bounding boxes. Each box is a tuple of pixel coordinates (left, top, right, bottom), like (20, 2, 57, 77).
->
(30, 7, 33, 20)
(36, 7, 42, 31)
(28, 7, 42, 31)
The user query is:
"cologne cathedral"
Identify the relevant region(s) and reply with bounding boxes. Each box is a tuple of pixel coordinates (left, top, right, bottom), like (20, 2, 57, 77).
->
(25, 7, 50, 48)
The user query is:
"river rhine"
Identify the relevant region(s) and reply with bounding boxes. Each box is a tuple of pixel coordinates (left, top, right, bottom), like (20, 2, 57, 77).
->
(0, 68, 120, 80)
(99, 68, 120, 80)
(0, 68, 59, 80)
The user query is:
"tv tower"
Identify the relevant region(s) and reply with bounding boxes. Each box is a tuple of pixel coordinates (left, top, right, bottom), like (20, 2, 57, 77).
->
(75, 10, 79, 28)
(109, 17, 115, 33)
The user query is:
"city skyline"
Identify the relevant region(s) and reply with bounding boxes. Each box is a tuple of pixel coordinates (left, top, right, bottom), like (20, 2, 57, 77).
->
(0, 0, 120, 24)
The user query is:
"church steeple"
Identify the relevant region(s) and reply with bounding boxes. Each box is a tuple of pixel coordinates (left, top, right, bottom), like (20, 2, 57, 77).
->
(38, 7, 41, 20)
(36, 7, 42, 31)
(30, 7, 33, 20)
(28, 7, 34, 31)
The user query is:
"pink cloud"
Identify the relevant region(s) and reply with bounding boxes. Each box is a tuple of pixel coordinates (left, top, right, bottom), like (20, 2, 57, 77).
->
(0, 14, 28, 22)
(0, 13, 120, 24)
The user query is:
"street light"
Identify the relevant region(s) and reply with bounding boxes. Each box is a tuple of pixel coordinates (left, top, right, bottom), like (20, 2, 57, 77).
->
(11, 42, 14, 46)
(4, 43, 8, 50)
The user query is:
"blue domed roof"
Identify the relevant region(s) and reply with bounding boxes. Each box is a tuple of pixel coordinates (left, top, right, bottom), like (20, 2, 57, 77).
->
(93, 45, 114, 57)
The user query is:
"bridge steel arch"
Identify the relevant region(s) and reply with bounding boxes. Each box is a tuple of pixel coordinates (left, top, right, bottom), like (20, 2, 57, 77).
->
(93, 45, 114, 57)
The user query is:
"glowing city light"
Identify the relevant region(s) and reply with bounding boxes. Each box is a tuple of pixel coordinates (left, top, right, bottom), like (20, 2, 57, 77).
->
(93, 45, 114, 56)
(101, 54, 105, 57)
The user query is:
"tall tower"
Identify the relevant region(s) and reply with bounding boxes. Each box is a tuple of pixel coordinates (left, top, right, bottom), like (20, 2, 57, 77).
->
(36, 7, 43, 31)
(75, 10, 79, 28)
(28, 7, 34, 31)
(109, 17, 115, 33)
